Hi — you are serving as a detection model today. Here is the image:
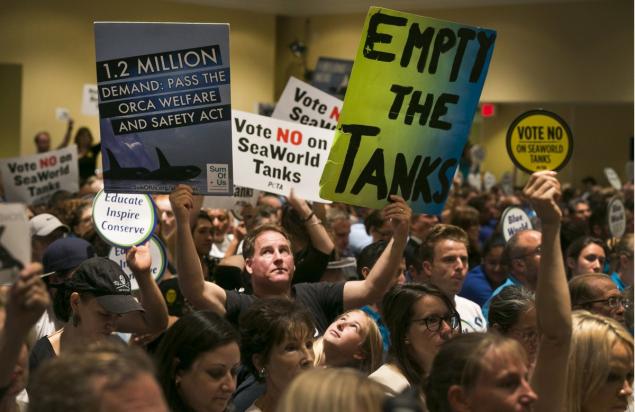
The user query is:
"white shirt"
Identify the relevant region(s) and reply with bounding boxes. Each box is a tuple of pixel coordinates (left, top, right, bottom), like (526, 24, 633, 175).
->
(369, 363, 410, 395)
(455, 295, 487, 333)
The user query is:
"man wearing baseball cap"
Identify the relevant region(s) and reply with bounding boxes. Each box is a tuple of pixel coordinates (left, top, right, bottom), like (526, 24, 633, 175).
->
(29, 213, 69, 263)
(29, 246, 168, 373)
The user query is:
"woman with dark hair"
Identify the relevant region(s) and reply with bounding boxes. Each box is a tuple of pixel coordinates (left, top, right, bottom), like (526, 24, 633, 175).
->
(369, 283, 460, 397)
(488, 286, 538, 365)
(566, 236, 607, 278)
(154, 311, 240, 412)
(238, 297, 315, 412)
(73, 127, 101, 183)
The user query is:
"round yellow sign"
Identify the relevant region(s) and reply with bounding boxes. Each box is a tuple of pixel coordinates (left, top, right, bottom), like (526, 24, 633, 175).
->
(506, 110, 573, 173)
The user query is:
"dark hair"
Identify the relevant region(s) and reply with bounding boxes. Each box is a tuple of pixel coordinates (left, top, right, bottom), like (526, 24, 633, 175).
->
(565, 236, 607, 277)
(242, 224, 291, 260)
(381, 283, 459, 390)
(239, 297, 314, 382)
(425, 332, 526, 412)
(154, 311, 240, 412)
(488, 285, 535, 333)
(482, 235, 505, 258)
(73, 127, 93, 146)
(449, 206, 480, 231)
(281, 203, 309, 244)
(193, 210, 212, 229)
(53, 287, 93, 323)
(364, 210, 385, 235)
(418, 224, 468, 264)
(356, 240, 389, 275)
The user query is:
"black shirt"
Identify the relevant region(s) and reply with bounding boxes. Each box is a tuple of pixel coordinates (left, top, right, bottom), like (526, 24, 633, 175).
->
(225, 282, 345, 334)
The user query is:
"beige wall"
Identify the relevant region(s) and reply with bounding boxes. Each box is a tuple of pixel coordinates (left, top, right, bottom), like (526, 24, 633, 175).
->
(274, 1, 634, 184)
(0, 0, 276, 155)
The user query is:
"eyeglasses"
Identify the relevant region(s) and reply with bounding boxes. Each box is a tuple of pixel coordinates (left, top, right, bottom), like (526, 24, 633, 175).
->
(411, 313, 461, 332)
(581, 296, 631, 309)
(512, 246, 542, 260)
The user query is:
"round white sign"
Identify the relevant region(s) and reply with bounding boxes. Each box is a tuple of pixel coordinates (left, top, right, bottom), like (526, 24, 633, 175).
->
(604, 167, 622, 190)
(108, 235, 166, 290)
(92, 190, 156, 247)
(607, 198, 626, 238)
(501, 206, 533, 241)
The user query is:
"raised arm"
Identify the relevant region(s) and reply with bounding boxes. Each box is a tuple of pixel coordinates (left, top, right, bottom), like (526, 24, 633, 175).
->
(170, 184, 227, 313)
(116, 243, 169, 334)
(288, 189, 335, 255)
(343, 195, 411, 310)
(0, 266, 49, 390)
(525, 171, 571, 412)
(56, 118, 73, 149)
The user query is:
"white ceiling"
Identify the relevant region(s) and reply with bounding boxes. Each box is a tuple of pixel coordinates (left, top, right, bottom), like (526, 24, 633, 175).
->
(167, 0, 603, 16)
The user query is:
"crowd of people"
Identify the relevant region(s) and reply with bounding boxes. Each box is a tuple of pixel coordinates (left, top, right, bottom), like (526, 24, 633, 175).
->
(0, 131, 633, 412)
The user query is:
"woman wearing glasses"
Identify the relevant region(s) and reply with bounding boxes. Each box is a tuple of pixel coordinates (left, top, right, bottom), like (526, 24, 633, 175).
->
(369, 283, 460, 399)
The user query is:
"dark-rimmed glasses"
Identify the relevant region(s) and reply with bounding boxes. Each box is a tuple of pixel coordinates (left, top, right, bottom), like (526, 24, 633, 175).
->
(411, 313, 461, 332)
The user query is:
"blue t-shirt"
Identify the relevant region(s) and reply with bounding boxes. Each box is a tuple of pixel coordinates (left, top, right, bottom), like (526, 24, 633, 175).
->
(611, 272, 626, 292)
(459, 265, 495, 307)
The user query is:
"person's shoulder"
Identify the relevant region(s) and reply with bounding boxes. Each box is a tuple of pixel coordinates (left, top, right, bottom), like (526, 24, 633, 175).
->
(455, 295, 480, 309)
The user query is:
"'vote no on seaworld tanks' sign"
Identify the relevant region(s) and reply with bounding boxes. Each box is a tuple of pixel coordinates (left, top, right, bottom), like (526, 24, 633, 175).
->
(319, 7, 496, 214)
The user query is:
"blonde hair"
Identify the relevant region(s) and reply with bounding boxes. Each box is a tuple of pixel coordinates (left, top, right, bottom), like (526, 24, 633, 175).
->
(313, 309, 383, 375)
(565, 311, 634, 412)
(277, 367, 389, 412)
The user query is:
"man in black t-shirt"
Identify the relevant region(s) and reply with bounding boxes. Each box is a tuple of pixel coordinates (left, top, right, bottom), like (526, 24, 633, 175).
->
(170, 185, 411, 334)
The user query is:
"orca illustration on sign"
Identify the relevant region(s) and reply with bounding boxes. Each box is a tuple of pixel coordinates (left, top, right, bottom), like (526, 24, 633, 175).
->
(143, 148, 201, 180)
(103, 148, 151, 180)
(103, 147, 201, 181)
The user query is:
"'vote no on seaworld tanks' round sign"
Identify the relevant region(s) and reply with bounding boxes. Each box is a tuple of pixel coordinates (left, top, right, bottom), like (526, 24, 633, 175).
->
(506, 110, 573, 174)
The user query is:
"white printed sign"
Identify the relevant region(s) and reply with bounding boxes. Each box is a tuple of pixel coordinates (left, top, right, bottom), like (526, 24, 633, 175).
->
(92, 190, 156, 247)
(501, 171, 514, 195)
(202, 186, 260, 210)
(55, 107, 70, 121)
(607, 197, 626, 238)
(0, 204, 29, 285)
(82, 84, 99, 116)
(232, 110, 334, 202)
(483, 171, 496, 192)
(0, 146, 79, 205)
(272, 77, 342, 130)
(501, 206, 533, 241)
(108, 235, 166, 290)
(604, 167, 622, 190)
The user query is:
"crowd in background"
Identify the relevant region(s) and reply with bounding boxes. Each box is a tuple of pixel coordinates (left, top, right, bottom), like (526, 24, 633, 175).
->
(0, 126, 633, 412)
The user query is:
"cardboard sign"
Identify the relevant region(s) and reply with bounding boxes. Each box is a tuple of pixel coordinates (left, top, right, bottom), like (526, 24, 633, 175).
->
(506, 110, 573, 174)
(92, 190, 156, 247)
(483, 171, 496, 191)
(272, 77, 342, 130)
(55, 107, 70, 121)
(202, 186, 260, 210)
(607, 197, 626, 238)
(501, 206, 533, 241)
(501, 171, 514, 195)
(0, 204, 29, 285)
(467, 173, 482, 191)
(319, 8, 496, 214)
(311, 57, 354, 99)
(94, 22, 233, 196)
(108, 235, 166, 290)
(604, 167, 622, 190)
(0, 146, 79, 205)
(232, 110, 334, 202)
(82, 84, 100, 116)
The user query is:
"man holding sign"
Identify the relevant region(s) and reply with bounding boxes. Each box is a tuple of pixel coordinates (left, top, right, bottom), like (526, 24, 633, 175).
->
(320, 8, 496, 215)
(170, 184, 410, 334)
